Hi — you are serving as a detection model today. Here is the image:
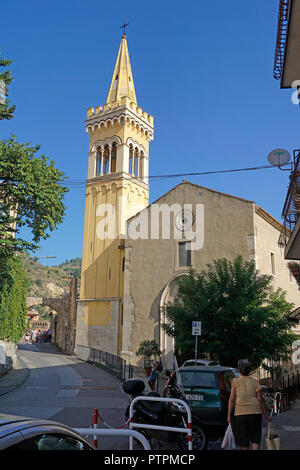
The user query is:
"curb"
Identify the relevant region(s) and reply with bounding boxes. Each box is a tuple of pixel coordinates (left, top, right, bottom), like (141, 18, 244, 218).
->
(0, 355, 30, 397)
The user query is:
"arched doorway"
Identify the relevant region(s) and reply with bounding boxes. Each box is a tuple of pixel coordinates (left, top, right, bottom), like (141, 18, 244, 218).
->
(26, 278, 78, 354)
(159, 273, 188, 369)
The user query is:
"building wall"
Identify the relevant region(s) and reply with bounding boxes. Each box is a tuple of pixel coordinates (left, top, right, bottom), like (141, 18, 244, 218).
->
(122, 182, 300, 366)
(254, 207, 300, 307)
(122, 182, 256, 365)
(0, 341, 18, 376)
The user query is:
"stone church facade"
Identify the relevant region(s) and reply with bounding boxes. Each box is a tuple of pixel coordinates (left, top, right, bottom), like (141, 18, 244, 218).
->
(75, 34, 300, 368)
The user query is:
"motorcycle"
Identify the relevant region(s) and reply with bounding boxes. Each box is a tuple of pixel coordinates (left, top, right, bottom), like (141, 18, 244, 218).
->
(123, 378, 208, 450)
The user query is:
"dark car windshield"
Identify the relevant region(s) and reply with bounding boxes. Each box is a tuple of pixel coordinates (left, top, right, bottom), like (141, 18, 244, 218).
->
(180, 371, 218, 389)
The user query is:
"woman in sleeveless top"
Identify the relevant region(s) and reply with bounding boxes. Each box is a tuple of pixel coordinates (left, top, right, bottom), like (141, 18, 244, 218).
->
(227, 359, 271, 450)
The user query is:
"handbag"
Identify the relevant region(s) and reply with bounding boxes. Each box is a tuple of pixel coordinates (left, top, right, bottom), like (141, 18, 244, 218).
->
(221, 424, 237, 450)
(265, 422, 282, 450)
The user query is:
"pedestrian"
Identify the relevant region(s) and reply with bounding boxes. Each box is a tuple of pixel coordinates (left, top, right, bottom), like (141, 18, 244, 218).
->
(227, 359, 271, 450)
(36, 330, 40, 343)
(31, 329, 37, 342)
(47, 328, 52, 343)
(148, 346, 162, 391)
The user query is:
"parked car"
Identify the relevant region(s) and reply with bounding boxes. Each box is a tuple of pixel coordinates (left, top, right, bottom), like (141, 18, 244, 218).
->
(182, 360, 239, 378)
(163, 366, 235, 428)
(0, 414, 95, 451)
(229, 368, 240, 377)
(36, 332, 49, 343)
(182, 359, 219, 367)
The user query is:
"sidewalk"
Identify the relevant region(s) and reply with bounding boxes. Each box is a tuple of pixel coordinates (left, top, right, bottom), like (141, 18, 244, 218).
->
(0, 356, 29, 397)
(125, 367, 166, 395)
(260, 398, 300, 450)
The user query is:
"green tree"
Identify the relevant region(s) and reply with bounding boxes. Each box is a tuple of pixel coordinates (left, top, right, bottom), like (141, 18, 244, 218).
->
(0, 136, 68, 254)
(163, 256, 298, 369)
(0, 48, 15, 120)
(0, 253, 30, 342)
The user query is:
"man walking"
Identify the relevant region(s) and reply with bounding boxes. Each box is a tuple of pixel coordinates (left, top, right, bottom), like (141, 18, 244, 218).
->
(148, 346, 162, 391)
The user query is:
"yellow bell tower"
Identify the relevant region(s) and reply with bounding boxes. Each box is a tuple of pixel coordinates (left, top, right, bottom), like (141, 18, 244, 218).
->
(76, 33, 154, 356)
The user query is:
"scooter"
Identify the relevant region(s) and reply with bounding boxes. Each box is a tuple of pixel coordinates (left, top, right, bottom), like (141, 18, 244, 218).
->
(123, 378, 208, 450)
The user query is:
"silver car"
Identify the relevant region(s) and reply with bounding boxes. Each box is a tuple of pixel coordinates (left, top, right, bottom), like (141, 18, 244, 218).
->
(0, 414, 95, 450)
(182, 359, 219, 367)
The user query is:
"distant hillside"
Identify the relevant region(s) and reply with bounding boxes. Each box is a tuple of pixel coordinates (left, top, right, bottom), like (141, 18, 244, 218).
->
(59, 257, 82, 279)
(22, 254, 81, 320)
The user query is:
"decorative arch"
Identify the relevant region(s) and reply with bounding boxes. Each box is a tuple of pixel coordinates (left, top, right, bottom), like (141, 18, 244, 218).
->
(92, 136, 122, 153)
(126, 138, 145, 155)
(159, 273, 189, 368)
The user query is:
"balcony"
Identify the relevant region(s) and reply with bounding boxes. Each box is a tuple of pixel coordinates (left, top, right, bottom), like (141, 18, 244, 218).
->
(279, 149, 300, 259)
(273, 0, 300, 88)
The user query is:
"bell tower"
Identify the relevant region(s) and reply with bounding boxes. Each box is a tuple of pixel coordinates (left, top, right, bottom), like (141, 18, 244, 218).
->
(76, 33, 154, 355)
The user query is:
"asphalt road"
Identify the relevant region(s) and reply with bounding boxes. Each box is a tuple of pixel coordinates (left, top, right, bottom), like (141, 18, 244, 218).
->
(0, 342, 131, 450)
(0, 342, 227, 451)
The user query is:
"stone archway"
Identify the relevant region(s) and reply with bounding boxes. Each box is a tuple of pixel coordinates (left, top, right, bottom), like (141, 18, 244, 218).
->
(26, 277, 78, 354)
(159, 273, 188, 369)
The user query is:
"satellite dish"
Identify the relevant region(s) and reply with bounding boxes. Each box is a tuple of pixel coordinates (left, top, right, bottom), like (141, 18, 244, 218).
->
(268, 148, 291, 167)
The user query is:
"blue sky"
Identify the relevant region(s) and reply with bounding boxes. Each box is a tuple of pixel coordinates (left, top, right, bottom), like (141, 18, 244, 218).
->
(1, 0, 298, 265)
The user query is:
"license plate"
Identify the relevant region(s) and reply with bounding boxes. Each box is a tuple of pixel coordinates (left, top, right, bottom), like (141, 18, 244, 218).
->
(185, 394, 204, 401)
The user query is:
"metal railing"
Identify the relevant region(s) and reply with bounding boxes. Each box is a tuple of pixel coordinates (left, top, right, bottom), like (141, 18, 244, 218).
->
(76, 345, 127, 382)
(73, 428, 151, 450)
(273, 0, 291, 80)
(279, 149, 300, 248)
(281, 370, 300, 411)
(129, 396, 193, 451)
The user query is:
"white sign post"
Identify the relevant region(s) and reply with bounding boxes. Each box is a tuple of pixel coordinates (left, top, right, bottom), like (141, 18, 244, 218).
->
(192, 321, 201, 365)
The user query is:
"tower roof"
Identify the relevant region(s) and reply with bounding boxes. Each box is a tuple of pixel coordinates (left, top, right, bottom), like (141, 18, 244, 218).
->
(106, 35, 137, 106)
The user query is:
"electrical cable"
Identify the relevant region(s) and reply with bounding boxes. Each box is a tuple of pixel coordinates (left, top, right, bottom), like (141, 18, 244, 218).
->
(60, 163, 291, 189)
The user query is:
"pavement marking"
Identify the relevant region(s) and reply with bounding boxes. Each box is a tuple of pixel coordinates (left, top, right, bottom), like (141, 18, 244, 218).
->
(61, 386, 116, 390)
(282, 426, 300, 432)
(57, 390, 79, 398)
(24, 386, 50, 389)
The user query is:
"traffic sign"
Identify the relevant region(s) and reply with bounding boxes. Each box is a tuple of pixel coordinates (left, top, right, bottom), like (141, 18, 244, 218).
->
(192, 321, 201, 336)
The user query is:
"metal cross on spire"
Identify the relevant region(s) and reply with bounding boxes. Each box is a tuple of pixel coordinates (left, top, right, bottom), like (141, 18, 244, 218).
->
(120, 20, 129, 36)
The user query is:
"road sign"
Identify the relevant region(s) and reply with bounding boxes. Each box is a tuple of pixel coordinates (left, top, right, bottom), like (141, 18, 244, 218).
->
(192, 321, 201, 336)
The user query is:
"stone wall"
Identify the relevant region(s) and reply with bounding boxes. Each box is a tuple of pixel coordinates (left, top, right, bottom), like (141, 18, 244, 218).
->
(0, 341, 18, 376)
(49, 277, 78, 355)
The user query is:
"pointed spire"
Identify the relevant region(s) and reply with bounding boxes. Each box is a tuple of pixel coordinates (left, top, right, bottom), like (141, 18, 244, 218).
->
(106, 34, 137, 106)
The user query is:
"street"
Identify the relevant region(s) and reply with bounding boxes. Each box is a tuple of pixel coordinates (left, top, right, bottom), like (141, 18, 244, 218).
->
(0, 342, 130, 450)
(1, 342, 300, 451)
(0, 342, 226, 450)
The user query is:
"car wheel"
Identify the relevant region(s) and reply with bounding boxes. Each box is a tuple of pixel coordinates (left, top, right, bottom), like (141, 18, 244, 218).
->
(178, 424, 207, 451)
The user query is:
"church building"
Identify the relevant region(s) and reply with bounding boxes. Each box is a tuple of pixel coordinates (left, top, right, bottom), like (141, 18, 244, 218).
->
(75, 33, 300, 368)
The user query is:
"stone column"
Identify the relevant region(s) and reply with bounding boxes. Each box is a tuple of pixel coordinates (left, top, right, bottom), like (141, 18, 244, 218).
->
(141, 154, 149, 184)
(100, 149, 104, 176)
(132, 151, 135, 176)
(116, 143, 129, 173)
(135, 151, 140, 178)
(108, 146, 112, 174)
(87, 151, 97, 179)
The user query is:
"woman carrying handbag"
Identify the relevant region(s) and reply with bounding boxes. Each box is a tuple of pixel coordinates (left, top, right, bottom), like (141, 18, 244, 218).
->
(227, 359, 272, 450)
(265, 399, 282, 450)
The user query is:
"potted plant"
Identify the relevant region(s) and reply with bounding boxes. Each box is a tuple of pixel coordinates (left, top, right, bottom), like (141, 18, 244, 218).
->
(136, 340, 160, 377)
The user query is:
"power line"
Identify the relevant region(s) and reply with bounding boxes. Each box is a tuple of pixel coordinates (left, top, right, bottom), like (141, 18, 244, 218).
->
(60, 163, 290, 188)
